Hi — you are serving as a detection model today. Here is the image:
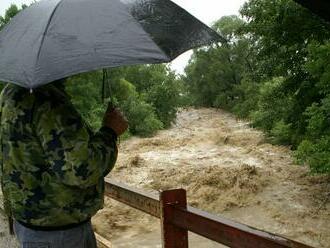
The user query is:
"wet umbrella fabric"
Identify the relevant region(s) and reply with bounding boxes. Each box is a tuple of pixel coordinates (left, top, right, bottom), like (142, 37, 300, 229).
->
(0, 0, 223, 89)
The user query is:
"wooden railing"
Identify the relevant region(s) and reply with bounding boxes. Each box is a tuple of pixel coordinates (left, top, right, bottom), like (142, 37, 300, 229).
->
(104, 178, 313, 248)
(0, 180, 314, 248)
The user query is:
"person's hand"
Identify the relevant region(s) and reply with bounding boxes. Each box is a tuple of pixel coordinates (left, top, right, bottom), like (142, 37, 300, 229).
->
(103, 105, 128, 136)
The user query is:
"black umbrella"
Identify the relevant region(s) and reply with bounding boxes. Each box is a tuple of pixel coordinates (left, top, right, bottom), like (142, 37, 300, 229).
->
(0, 0, 223, 89)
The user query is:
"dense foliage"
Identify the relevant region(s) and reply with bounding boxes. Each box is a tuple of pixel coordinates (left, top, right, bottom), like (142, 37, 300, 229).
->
(62, 64, 183, 137)
(184, 0, 330, 173)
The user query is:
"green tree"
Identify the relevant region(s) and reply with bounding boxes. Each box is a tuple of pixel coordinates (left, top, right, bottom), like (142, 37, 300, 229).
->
(66, 64, 183, 137)
(294, 42, 330, 173)
(251, 77, 293, 132)
(240, 0, 330, 146)
(66, 69, 167, 137)
(110, 77, 164, 136)
(108, 64, 182, 128)
(184, 15, 256, 112)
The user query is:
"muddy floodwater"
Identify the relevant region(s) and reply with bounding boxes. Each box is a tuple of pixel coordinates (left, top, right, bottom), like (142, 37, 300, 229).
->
(93, 108, 330, 248)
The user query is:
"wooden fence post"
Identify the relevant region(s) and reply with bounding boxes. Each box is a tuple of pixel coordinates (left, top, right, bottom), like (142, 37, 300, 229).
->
(160, 189, 189, 248)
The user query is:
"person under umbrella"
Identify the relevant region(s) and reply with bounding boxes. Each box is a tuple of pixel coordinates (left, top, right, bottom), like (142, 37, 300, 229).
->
(0, 78, 128, 247)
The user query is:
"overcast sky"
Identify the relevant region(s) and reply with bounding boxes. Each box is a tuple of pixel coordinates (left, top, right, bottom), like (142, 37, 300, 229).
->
(0, 0, 246, 74)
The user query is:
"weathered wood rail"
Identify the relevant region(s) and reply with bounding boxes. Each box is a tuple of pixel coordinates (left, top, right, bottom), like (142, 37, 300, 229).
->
(0, 179, 314, 248)
(104, 178, 313, 248)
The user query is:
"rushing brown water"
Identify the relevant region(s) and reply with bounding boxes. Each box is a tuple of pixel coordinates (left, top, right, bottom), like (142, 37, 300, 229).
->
(93, 108, 329, 248)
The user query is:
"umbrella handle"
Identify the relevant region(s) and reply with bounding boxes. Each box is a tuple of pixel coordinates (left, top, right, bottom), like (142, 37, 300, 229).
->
(102, 69, 115, 106)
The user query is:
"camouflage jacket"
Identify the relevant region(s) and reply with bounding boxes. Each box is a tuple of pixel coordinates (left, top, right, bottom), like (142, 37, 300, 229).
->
(0, 84, 118, 227)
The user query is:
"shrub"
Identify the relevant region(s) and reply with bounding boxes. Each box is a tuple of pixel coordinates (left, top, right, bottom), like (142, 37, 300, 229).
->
(296, 138, 330, 173)
(232, 79, 260, 118)
(270, 120, 292, 144)
(146, 79, 180, 128)
(122, 97, 163, 137)
(112, 78, 164, 137)
(251, 77, 293, 131)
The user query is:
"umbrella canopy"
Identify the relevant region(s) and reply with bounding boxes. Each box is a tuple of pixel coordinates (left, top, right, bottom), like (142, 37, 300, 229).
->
(0, 0, 223, 89)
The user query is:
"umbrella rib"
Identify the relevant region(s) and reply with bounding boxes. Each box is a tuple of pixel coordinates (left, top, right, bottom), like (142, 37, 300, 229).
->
(36, 0, 64, 63)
